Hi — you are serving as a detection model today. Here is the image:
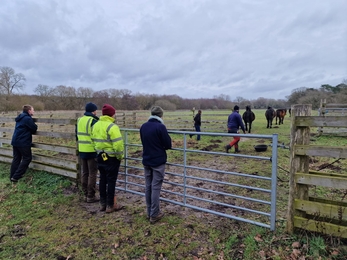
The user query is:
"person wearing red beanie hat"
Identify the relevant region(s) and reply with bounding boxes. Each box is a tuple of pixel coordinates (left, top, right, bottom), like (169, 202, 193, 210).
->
(91, 104, 124, 213)
(102, 104, 116, 117)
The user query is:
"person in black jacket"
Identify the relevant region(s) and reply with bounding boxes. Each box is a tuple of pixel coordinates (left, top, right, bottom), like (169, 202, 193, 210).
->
(140, 106, 172, 224)
(10, 105, 38, 182)
(190, 109, 202, 141)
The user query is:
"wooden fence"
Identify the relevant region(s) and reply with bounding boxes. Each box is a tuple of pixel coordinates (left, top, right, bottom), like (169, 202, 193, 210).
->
(2, 109, 230, 132)
(0, 110, 230, 181)
(318, 99, 347, 136)
(0, 113, 80, 179)
(287, 104, 347, 238)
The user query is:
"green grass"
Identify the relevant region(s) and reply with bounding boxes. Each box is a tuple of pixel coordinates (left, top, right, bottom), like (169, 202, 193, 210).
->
(1, 163, 345, 259)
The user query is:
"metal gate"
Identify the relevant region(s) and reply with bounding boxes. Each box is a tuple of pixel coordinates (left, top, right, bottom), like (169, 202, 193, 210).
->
(117, 129, 278, 231)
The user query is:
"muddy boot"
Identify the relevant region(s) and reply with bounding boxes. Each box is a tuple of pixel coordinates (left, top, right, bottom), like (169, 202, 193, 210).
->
(100, 197, 106, 211)
(225, 145, 231, 153)
(235, 146, 241, 153)
(106, 204, 125, 213)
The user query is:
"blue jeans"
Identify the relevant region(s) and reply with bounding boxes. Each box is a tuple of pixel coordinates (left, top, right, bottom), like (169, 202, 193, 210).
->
(10, 146, 32, 180)
(194, 125, 201, 140)
(144, 164, 166, 218)
(190, 125, 201, 140)
(98, 156, 120, 206)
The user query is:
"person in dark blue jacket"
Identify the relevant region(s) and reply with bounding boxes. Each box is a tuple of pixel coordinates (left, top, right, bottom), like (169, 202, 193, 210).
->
(225, 105, 246, 153)
(140, 106, 172, 224)
(10, 105, 38, 182)
(190, 109, 202, 140)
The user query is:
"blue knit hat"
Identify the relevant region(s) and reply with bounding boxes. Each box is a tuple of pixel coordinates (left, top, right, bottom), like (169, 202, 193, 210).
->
(85, 102, 97, 112)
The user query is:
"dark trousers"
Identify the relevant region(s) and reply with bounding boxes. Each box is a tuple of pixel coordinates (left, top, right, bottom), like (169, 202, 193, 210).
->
(190, 125, 201, 140)
(81, 158, 98, 198)
(10, 146, 32, 180)
(98, 156, 120, 206)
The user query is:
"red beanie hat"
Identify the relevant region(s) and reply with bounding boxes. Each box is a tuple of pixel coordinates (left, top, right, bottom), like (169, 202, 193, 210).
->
(102, 104, 116, 116)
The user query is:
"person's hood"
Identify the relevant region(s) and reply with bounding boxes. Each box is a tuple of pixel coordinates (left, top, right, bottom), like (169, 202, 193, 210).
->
(15, 112, 30, 122)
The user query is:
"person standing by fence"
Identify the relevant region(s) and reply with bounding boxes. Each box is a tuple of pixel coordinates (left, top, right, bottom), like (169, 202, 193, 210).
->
(10, 105, 38, 182)
(225, 105, 246, 153)
(140, 106, 172, 224)
(76, 102, 99, 203)
(91, 104, 124, 213)
(190, 109, 202, 141)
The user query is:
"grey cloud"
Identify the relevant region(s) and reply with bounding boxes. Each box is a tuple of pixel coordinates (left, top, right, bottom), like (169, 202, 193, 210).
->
(1, 0, 346, 100)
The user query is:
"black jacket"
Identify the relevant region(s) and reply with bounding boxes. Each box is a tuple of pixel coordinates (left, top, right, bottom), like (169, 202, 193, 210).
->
(194, 113, 201, 126)
(140, 117, 172, 167)
(11, 111, 38, 147)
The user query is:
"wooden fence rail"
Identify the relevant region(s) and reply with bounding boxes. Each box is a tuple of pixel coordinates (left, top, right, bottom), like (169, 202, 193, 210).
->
(0, 110, 231, 181)
(318, 99, 347, 136)
(0, 116, 79, 179)
(287, 104, 347, 238)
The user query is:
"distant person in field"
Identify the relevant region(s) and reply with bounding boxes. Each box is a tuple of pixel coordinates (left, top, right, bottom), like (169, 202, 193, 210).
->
(225, 105, 246, 153)
(10, 105, 38, 182)
(76, 102, 99, 203)
(140, 106, 172, 224)
(190, 109, 202, 141)
(91, 104, 124, 213)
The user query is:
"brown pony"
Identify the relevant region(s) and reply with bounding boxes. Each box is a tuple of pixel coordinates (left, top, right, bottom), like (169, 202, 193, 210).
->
(275, 109, 287, 125)
(265, 107, 276, 128)
(242, 105, 256, 133)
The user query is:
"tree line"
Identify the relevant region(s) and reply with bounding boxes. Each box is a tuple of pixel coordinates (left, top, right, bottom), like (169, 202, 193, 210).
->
(0, 66, 346, 111)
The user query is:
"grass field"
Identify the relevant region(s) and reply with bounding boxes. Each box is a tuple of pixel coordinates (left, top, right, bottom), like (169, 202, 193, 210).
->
(0, 109, 347, 259)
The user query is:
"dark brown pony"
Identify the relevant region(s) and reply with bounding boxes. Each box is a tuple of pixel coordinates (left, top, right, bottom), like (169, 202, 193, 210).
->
(265, 107, 276, 128)
(242, 105, 256, 133)
(275, 109, 287, 125)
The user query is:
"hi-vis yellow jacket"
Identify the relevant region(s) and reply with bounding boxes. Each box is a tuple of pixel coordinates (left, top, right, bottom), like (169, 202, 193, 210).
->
(77, 115, 96, 153)
(91, 115, 124, 160)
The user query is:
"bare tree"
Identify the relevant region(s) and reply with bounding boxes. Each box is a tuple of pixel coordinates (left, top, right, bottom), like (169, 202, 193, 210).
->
(35, 84, 53, 97)
(0, 66, 26, 95)
(76, 87, 94, 108)
(234, 96, 246, 103)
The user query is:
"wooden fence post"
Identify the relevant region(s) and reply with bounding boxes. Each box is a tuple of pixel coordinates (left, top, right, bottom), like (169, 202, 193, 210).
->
(318, 99, 326, 135)
(286, 104, 311, 233)
(75, 112, 81, 187)
(0, 122, 5, 148)
(132, 112, 137, 128)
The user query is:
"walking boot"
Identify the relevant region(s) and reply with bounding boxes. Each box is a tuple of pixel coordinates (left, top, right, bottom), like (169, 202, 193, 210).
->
(150, 212, 165, 224)
(225, 145, 231, 153)
(106, 204, 125, 213)
(100, 197, 107, 211)
(100, 203, 106, 212)
(87, 196, 100, 203)
(235, 145, 240, 153)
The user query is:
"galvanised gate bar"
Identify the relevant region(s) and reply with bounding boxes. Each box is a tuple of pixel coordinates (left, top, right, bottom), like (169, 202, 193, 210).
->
(117, 129, 278, 231)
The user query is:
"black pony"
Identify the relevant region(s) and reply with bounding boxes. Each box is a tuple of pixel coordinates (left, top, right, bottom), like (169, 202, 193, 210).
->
(265, 107, 276, 128)
(242, 105, 256, 133)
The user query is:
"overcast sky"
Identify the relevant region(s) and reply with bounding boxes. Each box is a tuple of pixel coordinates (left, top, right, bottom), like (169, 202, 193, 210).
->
(1, 0, 346, 100)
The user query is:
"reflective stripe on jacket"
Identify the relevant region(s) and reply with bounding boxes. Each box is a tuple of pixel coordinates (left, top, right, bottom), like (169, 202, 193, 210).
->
(77, 116, 95, 153)
(91, 115, 124, 160)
